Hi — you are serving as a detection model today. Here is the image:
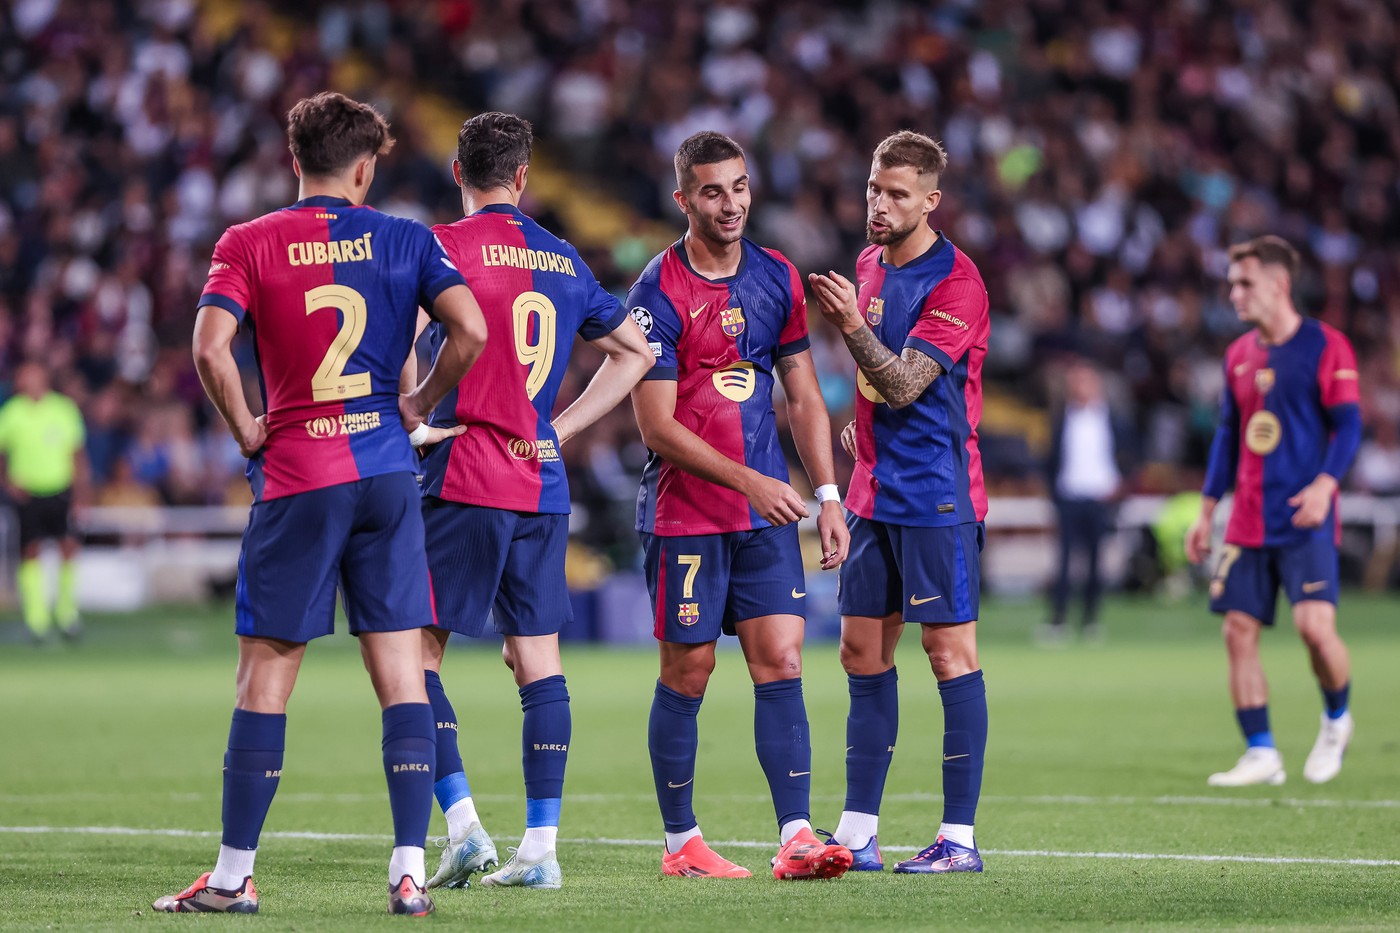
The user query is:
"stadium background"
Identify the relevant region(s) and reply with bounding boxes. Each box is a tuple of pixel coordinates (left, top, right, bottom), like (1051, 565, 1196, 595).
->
(3, 2, 1400, 929)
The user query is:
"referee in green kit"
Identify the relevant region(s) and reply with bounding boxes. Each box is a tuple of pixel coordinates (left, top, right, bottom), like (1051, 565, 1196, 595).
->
(0, 361, 87, 641)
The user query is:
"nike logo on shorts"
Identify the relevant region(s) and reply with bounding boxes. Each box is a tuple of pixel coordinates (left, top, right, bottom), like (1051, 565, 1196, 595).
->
(1302, 581, 1328, 593)
(791, 588, 805, 598)
(909, 594, 942, 606)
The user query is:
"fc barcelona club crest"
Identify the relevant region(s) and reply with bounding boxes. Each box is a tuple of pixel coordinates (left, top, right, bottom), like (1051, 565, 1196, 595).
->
(677, 602, 701, 626)
(719, 305, 745, 337)
(1254, 368, 1275, 394)
(866, 296, 885, 326)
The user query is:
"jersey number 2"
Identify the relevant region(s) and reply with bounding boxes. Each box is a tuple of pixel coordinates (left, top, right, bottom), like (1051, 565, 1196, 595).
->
(305, 285, 371, 402)
(513, 291, 558, 400)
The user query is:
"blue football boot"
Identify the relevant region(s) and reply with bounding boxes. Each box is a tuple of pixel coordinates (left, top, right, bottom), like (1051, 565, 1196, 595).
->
(893, 836, 983, 874)
(816, 829, 883, 871)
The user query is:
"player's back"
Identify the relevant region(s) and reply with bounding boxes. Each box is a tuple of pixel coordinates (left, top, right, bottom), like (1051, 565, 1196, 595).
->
(1220, 318, 1359, 547)
(202, 196, 463, 501)
(423, 205, 625, 513)
(848, 237, 989, 527)
(629, 239, 810, 535)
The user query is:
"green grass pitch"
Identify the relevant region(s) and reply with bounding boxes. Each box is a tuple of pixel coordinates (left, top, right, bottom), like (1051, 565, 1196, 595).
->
(2, 594, 1398, 931)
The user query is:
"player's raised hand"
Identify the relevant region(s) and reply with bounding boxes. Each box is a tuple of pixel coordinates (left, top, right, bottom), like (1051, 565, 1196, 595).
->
(840, 420, 857, 461)
(1288, 474, 1338, 528)
(807, 271, 864, 335)
(1184, 513, 1213, 565)
(744, 473, 810, 525)
(817, 500, 850, 570)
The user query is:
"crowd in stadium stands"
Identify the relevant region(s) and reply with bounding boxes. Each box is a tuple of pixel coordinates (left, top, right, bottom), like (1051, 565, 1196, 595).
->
(3, 1, 1400, 555)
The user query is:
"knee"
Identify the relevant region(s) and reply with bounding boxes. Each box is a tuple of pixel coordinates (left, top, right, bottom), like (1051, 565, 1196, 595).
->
(663, 656, 715, 698)
(926, 649, 959, 680)
(762, 648, 802, 681)
(1221, 615, 1258, 654)
(1294, 617, 1334, 651)
(501, 642, 517, 672)
(839, 639, 882, 676)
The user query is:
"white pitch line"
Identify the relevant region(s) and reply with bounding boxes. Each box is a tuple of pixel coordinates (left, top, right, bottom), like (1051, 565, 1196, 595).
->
(3, 826, 1398, 868)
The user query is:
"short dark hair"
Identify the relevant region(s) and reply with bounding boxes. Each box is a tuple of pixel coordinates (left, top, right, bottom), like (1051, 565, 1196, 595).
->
(674, 131, 745, 191)
(873, 130, 948, 184)
(286, 92, 394, 177)
(1228, 236, 1300, 278)
(456, 112, 533, 190)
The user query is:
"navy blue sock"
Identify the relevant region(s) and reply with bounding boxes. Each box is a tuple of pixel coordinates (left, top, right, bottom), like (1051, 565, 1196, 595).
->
(424, 670, 471, 811)
(845, 667, 899, 815)
(520, 675, 570, 821)
(1236, 705, 1274, 748)
(221, 709, 286, 850)
(649, 681, 703, 833)
(1322, 683, 1350, 720)
(938, 670, 987, 826)
(753, 677, 811, 829)
(382, 703, 436, 847)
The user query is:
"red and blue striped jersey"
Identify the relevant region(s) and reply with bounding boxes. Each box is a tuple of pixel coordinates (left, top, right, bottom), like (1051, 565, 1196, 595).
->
(199, 195, 465, 502)
(419, 204, 628, 514)
(1205, 319, 1361, 547)
(630, 239, 810, 535)
(847, 236, 989, 527)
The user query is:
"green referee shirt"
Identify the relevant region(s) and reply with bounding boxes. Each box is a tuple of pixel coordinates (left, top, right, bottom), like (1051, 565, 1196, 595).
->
(0, 392, 86, 496)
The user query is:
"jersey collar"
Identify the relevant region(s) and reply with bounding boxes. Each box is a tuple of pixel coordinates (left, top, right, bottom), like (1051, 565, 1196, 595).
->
(878, 230, 948, 270)
(288, 195, 357, 209)
(472, 203, 522, 216)
(674, 236, 748, 284)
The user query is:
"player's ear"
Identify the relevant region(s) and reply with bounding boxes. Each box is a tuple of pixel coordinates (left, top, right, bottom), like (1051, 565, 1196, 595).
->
(672, 188, 690, 217)
(291, 156, 302, 180)
(515, 163, 529, 195)
(925, 186, 942, 215)
(451, 159, 464, 188)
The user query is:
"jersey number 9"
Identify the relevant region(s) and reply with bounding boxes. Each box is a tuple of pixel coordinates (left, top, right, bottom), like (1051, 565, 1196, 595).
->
(513, 291, 559, 400)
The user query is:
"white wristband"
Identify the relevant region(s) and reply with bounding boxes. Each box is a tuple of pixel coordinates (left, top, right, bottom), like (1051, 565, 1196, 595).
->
(815, 484, 841, 504)
(408, 422, 431, 448)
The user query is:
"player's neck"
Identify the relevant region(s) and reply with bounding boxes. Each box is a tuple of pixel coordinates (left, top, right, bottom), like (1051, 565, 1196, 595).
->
(683, 231, 742, 279)
(1255, 306, 1303, 346)
(881, 223, 938, 268)
(463, 187, 519, 215)
(297, 180, 364, 205)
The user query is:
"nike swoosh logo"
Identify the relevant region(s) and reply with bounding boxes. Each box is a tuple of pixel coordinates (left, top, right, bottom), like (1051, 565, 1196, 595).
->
(689, 301, 709, 319)
(667, 778, 694, 788)
(1302, 581, 1328, 593)
(943, 753, 970, 761)
(909, 595, 942, 606)
(791, 588, 806, 598)
(788, 770, 811, 777)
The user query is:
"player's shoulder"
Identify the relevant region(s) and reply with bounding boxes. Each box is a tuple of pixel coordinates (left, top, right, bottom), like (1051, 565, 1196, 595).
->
(1313, 318, 1355, 352)
(1224, 331, 1256, 363)
(752, 241, 798, 275)
(857, 243, 882, 268)
(633, 244, 675, 290)
(946, 239, 987, 286)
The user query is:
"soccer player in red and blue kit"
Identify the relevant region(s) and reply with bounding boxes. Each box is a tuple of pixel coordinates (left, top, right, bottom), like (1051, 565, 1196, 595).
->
(411, 113, 655, 890)
(154, 92, 487, 917)
(810, 131, 990, 874)
(630, 132, 853, 881)
(1186, 236, 1360, 787)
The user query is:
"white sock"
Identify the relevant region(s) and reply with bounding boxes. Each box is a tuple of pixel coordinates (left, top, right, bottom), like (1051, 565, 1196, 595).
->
(209, 845, 256, 891)
(444, 797, 480, 839)
(389, 845, 426, 888)
(517, 826, 557, 862)
(833, 810, 879, 850)
(779, 818, 811, 845)
(665, 825, 702, 854)
(938, 822, 975, 849)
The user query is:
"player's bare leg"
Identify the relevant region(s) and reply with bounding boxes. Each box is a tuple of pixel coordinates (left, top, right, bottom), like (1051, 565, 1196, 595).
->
(420, 625, 498, 888)
(735, 614, 851, 880)
(1210, 611, 1284, 786)
(55, 533, 81, 638)
(1294, 601, 1353, 783)
(477, 633, 568, 890)
(362, 630, 437, 914)
(155, 637, 304, 913)
(829, 612, 903, 870)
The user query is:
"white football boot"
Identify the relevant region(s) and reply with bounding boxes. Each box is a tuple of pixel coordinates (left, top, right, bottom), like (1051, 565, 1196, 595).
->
(1303, 712, 1353, 784)
(1207, 746, 1286, 786)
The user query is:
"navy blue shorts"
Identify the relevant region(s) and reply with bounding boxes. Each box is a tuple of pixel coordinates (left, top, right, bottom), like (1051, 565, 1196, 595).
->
(235, 472, 432, 643)
(641, 523, 806, 643)
(1209, 536, 1339, 627)
(423, 497, 572, 638)
(837, 514, 983, 624)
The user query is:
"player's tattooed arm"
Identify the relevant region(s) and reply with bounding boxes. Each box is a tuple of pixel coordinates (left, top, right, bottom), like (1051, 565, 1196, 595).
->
(842, 326, 943, 409)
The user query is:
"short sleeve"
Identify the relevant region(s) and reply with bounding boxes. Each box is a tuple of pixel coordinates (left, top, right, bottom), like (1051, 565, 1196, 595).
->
(417, 225, 469, 314)
(776, 262, 811, 358)
(1318, 329, 1361, 409)
(64, 398, 85, 449)
(905, 273, 987, 373)
(576, 258, 629, 341)
(199, 228, 254, 323)
(627, 279, 682, 380)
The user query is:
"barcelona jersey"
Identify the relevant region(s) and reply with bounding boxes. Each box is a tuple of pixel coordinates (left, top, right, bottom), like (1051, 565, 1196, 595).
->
(1205, 319, 1361, 547)
(847, 235, 989, 527)
(629, 238, 810, 535)
(199, 195, 466, 502)
(419, 204, 628, 514)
